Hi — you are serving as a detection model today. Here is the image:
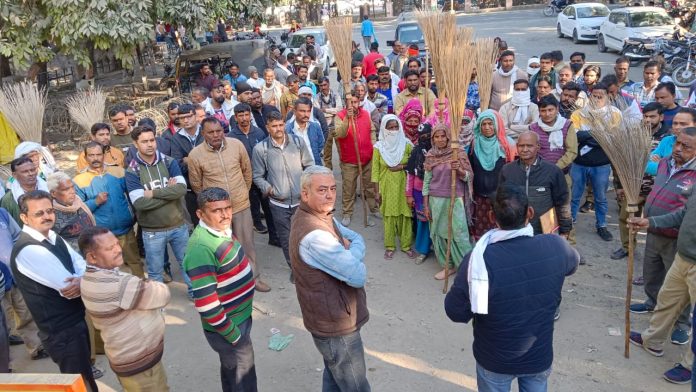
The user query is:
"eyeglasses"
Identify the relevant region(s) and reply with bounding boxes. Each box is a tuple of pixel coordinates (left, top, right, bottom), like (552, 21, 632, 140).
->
(30, 208, 55, 218)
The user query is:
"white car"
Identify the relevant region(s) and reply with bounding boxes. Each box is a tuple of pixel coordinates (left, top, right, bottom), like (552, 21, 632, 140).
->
(597, 7, 675, 52)
(285, 28, 336, 74)
(557, 3, 610, 43)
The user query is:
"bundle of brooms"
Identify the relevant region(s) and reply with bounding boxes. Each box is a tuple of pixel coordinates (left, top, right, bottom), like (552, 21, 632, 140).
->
(473, 37, 498, 111)
(66, 88, 107, 134)
(418, 11, 476, 292)
(584, 97, 652, 358)
(0, 81, 47, 143)
(325, 16, 370, 227)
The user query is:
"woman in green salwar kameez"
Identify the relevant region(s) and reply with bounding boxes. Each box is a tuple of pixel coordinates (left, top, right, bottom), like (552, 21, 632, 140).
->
(372, 114, 415, 260)
(423, 124, 474, 280)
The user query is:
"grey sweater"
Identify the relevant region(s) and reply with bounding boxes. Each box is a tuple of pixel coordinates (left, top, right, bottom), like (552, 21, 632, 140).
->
(650, 187, 696, 263)
(251, 134, 315, 207)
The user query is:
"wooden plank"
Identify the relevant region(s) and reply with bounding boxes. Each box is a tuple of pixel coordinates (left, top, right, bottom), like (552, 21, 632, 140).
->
(0, 373, 87, 392)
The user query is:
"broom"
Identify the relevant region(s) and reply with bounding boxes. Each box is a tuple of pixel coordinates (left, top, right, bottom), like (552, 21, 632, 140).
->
(66, 88, 107, 133)
(584, 97, 652, 358)
(473, 37, 498, 111)
(0, 81, 47, 143)
(325, 16, 369, 227)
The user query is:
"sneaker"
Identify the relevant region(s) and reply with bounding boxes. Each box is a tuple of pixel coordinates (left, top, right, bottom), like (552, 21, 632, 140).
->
(630, 303, 654, 314)
(629, 331, 664, 357)
(597, 227, 613, 242)
(91, 365, 104, 379)
(254, 223, 268, 234)
(341, 216, 351, 226)
(30, 349, 49, 360)
(663, 364, 692, 384)
(671, 328, 690, 345)
(255, 280, 271, 293)
(554, 307, 561, 321)
(611, 248, 628, 260)
(580, 201, 594, 213)
(8, 335, 23, 346)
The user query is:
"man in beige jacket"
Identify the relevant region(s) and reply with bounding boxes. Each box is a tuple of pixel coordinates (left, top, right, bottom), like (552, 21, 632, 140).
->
(79, 226, 170, 391)
(490, 50, 528, 111)
(187, 117, 271, 292)
(499, 79, 539, 142)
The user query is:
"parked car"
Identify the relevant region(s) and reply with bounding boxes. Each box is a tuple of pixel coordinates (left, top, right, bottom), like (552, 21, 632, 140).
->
(387, 21, 426, 58)
(597, 6, 676, 52)
(556, 3, 610, 43)
(285, 28, 336, 74)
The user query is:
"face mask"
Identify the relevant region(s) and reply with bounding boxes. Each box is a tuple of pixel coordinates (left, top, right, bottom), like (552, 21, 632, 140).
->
(570, 63, 582, 73)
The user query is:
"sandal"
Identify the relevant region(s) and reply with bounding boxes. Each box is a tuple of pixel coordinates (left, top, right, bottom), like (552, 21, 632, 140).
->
(403, 249, 416, 259)
(632, 276, 645, 286)
(384, 250, 394, 260)
(415, 254, 427, 265)
(434, 268, 457, 280)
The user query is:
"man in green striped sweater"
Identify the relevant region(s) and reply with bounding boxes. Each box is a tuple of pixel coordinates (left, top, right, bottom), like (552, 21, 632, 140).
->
(183, 187, 257, 392)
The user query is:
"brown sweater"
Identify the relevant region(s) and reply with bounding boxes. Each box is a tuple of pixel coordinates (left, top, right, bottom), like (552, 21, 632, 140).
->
(188, 138, 252, 214)
(289, 203, 369, 337)
(490, 68, 529, 111)
(81, 267, 170, 376)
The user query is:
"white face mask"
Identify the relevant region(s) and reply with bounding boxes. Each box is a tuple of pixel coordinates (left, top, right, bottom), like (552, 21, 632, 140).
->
(511, 90, 531, 106)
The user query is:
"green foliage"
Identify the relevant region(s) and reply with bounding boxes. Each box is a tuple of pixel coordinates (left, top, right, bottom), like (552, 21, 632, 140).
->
(0, 0, 54, 70)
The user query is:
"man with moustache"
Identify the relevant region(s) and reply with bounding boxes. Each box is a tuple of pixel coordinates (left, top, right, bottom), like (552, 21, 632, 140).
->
(76, 123, 125, 171)
(204, 83, 235, 131)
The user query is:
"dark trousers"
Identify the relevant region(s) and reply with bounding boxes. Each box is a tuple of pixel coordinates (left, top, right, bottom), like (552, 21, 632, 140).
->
(204, 318, 257, 392)
(39, 320, 98, 392)
(0, 307, 9, 373)
(312, 330, 371, 392)
(185, 190, 199, 226)
(643, 232, 691, 330)
(268, 203, 297, 265)
(249, 185, 277, 242)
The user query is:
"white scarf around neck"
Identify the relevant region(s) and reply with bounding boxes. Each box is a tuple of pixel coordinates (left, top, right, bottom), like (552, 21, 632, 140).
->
(10, 176, 48, 203)
(468, 224, 534, 314)
(497, 65, 520, 96)
(538, 114, 566, 151)
(511, 90, 531, 124)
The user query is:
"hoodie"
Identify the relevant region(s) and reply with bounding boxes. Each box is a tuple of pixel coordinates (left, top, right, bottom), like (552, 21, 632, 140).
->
(125, 151, 187, 231)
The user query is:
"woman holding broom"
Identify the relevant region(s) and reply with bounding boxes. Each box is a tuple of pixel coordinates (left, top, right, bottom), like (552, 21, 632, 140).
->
(469, 109, 516, 240)
(423, 124, 474, 280)
(399, 98, 425, 145)
(372, 115, 415, 260)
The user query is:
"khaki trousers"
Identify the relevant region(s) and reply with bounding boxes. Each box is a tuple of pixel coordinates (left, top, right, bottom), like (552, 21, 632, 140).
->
(118, 361, 170, 392)
(617, 195, 645, 252)
(86, 315, 105, 363)
(232, 207, 259, 278)
(118, 229, 144, 278)
(340, 161, 378, 218)
(642, 253, 696, 368)
(323, 131, 337, 170)
(1, 288, 42, 355)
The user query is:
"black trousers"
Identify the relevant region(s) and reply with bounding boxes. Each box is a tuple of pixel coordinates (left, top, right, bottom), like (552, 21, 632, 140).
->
(249, 185, 277, 242)
(39, 320, 98, 392)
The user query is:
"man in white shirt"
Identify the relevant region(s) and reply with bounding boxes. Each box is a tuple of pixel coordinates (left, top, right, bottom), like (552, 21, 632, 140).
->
(10, 190, 98, 392)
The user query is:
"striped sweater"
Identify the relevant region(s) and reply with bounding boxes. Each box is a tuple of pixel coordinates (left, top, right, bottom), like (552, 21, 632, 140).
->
(80, 267, 170, 377)
(184, 222, 255, 344)
(645, 157, 696, 238)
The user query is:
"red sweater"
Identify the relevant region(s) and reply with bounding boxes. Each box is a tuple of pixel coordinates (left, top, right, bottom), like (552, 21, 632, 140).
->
(362, 52, 384, 77)
(336, 109, 373, 165)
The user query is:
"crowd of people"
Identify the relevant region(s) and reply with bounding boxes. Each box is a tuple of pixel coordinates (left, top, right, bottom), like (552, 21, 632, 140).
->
(1, 31, 696, 391)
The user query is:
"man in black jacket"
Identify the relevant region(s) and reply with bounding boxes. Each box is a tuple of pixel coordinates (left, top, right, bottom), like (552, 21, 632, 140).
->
(499, 131, 572, 237)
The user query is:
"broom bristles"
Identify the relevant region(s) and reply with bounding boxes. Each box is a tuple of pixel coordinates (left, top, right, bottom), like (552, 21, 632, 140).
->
(416, 11, 458, 99)
(474, 37, 498, 111)
(66, 88, 107, 133)
(0, 81, 47, 143)
(441, 27, 475, 146)
(325, 17, 354, 93)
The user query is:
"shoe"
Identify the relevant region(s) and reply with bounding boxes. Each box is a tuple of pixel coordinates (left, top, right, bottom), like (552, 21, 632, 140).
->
(578, 251, 586, 265)
(597, 227, 613, 242)
(341, 216, 351, 226)
(415, 254, 427, 265)
(671, 328, 690, 345)
(31, 349, 49, 360)
(268, 238, 281, 248)
(629, 331, 663, 357)
(611, 248, 628, 260)
(254, 223, 268, 234)
(92, 365, 104, 379)
(554, 307, 560, 321)
(8, 335, 23, 346)
(367, 216, 375, 227)
(630, 303, 654, 314)
(162, 271, 173, 283)
(371, 211, 382, 219)
(255, 280, 271, 292)
(663, 364, 692, 384)
(633, 276, 645, 286)
(580, 201, 594, 213)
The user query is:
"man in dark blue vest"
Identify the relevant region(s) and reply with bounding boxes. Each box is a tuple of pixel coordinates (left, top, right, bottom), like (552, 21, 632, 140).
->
(10, 190, 98, 391)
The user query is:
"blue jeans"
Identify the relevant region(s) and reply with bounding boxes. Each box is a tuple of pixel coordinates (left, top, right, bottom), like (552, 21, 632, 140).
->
(476, 363, 551, 392)
(312, 330, 371, 392)
(143, 224, 192, 293)
(570, 163, 610, 228)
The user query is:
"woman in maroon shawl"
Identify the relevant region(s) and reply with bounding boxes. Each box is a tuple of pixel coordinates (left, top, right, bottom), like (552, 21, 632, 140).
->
(398, 98, 424, 145)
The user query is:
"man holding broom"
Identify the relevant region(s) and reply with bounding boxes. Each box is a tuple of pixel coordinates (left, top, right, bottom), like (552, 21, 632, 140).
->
(335, 92, 379, 227)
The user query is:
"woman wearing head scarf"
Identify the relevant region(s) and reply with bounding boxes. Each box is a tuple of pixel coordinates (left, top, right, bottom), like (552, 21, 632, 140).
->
(469, 109, 516, 240)
(459, 109, 477, 153)
(405, 122, 433, 264)
(422, 124, 474, 280)
(398, 98, 424, 144)
(426, 98, 451, 128)
(372, 115, 415, 259)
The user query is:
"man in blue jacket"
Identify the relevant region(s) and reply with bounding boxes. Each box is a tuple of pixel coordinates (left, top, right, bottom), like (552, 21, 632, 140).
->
(445, 184, 578, 391)
(361, 15, 375, 54)
(286, 97, 325, 165)
(74, 142, 143, 278)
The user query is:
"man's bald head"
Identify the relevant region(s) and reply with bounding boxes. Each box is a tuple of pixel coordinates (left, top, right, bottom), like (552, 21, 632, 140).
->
(518, 131, 540, 144)
(517, 131, 540, 164)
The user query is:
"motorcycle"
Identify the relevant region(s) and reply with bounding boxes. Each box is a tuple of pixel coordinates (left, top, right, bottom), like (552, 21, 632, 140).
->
(672, 35, 696, 87)
(543, 0, 570, 17)
(158, 63, 176, 91)
(621, 37, 656, 67)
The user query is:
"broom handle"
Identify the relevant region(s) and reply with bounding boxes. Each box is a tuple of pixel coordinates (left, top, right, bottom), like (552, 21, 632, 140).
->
(625, 206, 638, 358)
(443, 148, 458, 293)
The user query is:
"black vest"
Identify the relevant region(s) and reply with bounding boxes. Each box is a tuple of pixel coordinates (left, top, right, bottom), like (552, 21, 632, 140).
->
(10, 232, 84, 334)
